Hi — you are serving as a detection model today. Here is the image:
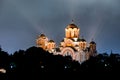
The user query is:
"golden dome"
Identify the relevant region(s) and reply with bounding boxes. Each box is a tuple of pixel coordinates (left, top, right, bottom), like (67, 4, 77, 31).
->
(37, 34, 47, 39)
(48, 40, 55, 43)
(39, 34, 46, 37)
(90, 41, 96, 44)
(66, 24, 78, 29)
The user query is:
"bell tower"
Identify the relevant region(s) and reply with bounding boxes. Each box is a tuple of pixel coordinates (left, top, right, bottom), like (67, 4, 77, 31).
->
(89, 40, 97, 56)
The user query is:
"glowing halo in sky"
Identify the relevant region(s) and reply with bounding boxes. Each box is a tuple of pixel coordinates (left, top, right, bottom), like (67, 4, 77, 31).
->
(6, 0, 44, 34)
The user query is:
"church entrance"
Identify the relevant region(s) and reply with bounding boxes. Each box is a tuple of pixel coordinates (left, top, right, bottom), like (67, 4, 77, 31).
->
(61, 47, 75, 59)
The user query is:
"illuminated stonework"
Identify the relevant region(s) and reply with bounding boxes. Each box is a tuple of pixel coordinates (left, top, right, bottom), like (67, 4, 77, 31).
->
(36, 34, 48, 50)
(36, 22, 97, 63)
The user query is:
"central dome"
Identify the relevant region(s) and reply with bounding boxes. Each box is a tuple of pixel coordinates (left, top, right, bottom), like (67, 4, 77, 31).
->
(66, 23, 78, 29)
(65, 23, 80, 39)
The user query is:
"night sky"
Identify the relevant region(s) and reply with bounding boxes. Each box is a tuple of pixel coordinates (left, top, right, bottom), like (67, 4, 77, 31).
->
(0, 0, 120, 54)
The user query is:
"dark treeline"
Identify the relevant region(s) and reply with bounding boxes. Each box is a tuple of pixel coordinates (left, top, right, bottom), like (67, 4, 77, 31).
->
(0, 46, 120, 79)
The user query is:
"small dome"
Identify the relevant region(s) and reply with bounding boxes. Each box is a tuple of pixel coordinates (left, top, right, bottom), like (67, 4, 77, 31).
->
(48, 40, 55, 43)
(39, 34, 46, 37)
(66, 24, 78, 29)
(81, 39, 86, 42)
(77, 38, 81, 41)
(90, 41, 96, 44)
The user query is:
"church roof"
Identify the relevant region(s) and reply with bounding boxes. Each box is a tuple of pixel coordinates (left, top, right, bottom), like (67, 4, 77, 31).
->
(61, 39, 64, 42)
(90, 41, 96, 44)
(77, 38, 81, 41)
(48, 40, 55, 43)
(39, 34, 46, 37)
(71, 38, 75, 41)
(66, 23, 78, 29)
(69, 46, 78, 52)
(80, 39, 86, 42)
(71, 38, 82, 42)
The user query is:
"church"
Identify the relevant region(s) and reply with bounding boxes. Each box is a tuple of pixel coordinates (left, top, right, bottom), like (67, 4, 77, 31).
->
(36, 21, 97, 63)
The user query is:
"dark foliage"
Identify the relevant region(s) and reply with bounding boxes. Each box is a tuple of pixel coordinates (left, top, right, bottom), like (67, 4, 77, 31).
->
(0, 47, 120, 79)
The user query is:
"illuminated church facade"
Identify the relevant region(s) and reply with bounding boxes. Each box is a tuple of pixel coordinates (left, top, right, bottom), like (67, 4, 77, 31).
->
(36, 22, 97, 63)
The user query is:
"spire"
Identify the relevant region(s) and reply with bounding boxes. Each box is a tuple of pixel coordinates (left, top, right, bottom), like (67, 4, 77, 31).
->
(90, 38, 96, 44)
(81, 35, 84, 39)
(81, 36, 86, 42)
(91, 38, 94, 41)
(71, 19, 74, 24)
